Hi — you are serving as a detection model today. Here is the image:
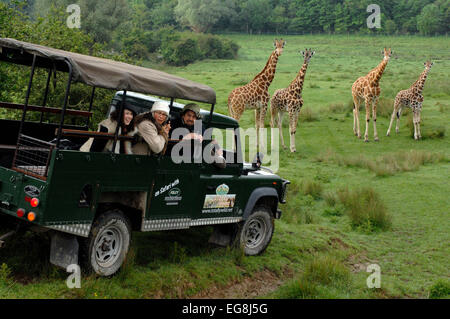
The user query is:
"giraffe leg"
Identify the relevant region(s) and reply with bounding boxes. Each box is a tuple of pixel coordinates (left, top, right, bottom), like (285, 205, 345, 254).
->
(364, 97, 371, 142)
(417, 106, 422, 139)
(289, 109, 299, 153)
(259, 103, 268, 151)
(270, 102, 278, 150)
(352, 96, 361, 138)
(255, 108, 261, 149)
(395, 107, 403, 134)
(413, 110, 419, 140)
(387, 100, 398, 136)
(372, 97, 379, 141)
(279, 111, 286, 149)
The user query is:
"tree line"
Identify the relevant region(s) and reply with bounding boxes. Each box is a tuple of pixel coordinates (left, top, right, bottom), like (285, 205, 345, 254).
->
(2, 0, 449, 64)
(128, 0, 449, 36)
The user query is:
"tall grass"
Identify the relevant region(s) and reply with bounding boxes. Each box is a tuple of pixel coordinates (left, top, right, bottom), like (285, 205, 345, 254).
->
(299, 107, 319, 122)
(271, 255, 352, 298)
(283, 182, 317, 224)
(301, 179, 323, 199)
(316, 149, 447, 177)
(336, 187, 392, 232)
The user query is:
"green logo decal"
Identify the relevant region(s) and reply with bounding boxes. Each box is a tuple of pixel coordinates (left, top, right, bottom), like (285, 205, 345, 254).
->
(169, 188, 181, 197)
(216, 184, 229, 195)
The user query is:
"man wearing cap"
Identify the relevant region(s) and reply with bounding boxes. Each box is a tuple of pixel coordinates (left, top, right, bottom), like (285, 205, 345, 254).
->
(170, 103, 225, 167)
(170, 103, 205, 141)
(132, 101, 171, 156)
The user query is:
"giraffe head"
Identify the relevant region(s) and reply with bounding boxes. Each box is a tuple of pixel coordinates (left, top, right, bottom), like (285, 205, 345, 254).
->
(381, 48, 392, 61)
(301, 48, 315, 63)
(273, 39, 286, 56)
(424, 61, 434, 71)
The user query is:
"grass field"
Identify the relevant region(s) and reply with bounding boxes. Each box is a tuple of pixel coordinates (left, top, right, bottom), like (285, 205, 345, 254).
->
(1, 34, 449, 299)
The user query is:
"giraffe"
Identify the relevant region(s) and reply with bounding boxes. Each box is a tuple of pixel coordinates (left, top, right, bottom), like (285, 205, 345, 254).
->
(352, 48, 392, 142)
(387, 61, 433, 140)
(270, 48, 315, 153)
(228, 39, 285, 150)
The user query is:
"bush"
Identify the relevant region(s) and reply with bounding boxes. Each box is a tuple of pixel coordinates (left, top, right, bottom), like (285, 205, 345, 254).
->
(161, 38, 201, 66)
(198, 35, 223, 59)
(429, 280, 450, 299)
(160, 32, 239, 66)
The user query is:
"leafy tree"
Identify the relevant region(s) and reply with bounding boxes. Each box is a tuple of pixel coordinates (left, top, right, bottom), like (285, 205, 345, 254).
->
(417, 3, 444, 35)
(174, 0, 235, 33)
(77, 0, 131, 45)
(149, 0, 178, 28)
(384, 19, 397, 34)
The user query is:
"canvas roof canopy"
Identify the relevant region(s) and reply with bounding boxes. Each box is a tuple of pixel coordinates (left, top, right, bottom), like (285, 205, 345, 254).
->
(0, 38, 216, 104)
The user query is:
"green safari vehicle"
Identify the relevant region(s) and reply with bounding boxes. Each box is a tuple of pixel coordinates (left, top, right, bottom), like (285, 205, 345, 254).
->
(0, 38, 289, 276)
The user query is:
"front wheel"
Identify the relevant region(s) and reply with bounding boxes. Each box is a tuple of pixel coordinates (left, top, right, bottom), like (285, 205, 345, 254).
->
(235, 206, 274, 256)
(82, 210, 131, 277)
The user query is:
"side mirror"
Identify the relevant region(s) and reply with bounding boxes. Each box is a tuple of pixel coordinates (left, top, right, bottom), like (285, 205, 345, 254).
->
(252, 152, 264, 169)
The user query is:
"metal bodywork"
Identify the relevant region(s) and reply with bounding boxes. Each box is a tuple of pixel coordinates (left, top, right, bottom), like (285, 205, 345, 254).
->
(0, 39, 288, 268)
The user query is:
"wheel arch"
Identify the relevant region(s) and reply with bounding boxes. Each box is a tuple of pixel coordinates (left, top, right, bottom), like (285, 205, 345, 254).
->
(243, 187, 279, 220)
(96, 202, 142, 231)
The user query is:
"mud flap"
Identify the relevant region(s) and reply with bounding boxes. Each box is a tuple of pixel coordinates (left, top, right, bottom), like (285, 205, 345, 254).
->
(208, 224, 235, 247)
(50, 232, 79, 269)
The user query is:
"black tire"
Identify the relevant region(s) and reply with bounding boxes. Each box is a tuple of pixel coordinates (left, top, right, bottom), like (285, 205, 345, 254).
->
(81, 209, 131, 277)
(235, 205, 274, 256)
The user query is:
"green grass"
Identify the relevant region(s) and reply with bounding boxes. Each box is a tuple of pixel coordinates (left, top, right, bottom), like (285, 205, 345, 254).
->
(1, 34, 449, 299)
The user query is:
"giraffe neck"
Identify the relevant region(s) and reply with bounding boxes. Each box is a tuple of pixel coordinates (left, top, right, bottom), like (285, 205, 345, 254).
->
(411, 68, 429, 94)
(289, 60, 309, 94)
(251, 50, 279, 89)
(368, 58, 388, 85)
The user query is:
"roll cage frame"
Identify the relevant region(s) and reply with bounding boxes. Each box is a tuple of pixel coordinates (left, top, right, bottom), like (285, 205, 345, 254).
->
(0, 44, 242, 173)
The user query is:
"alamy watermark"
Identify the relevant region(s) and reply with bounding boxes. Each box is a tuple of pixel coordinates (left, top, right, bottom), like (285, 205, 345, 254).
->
(366, 264, 381, 288)
(367, 4, 381, 29)
(169, 120, 280, 173)
(66, 264, 81, 289)
(66, 4, 81, 29)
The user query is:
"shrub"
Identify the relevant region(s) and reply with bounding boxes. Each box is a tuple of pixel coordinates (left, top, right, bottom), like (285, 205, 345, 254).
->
(198, 35, 223, 59)
(0, 263, 11, 282)
(161, 38, 201, 66)
(429, 280, 450, 299)
(159, 32, 239, 66)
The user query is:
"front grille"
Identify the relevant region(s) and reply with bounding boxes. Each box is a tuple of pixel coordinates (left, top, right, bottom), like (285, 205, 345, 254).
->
(12, 134, 55, 180)
(280, 179, 290, 204)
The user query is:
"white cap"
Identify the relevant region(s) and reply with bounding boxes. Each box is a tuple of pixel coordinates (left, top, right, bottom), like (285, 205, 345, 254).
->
(151, 101, 170, 116)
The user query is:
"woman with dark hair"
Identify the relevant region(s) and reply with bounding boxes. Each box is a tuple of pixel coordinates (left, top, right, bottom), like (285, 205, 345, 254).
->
(80, 106, 138, 154)
(132, 101, 171, 156)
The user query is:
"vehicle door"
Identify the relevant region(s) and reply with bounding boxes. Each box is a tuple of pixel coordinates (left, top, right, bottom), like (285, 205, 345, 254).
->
(145, 143, 200, 222)
(196, 127, 243, 220)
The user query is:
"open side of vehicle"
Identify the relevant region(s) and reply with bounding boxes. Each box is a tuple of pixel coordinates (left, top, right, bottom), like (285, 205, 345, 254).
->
(0, 38, 289, 276)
